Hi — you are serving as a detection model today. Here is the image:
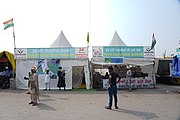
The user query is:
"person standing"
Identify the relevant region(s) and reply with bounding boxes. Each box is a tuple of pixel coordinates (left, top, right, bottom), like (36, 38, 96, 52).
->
(126, 67, 132, 92)
(25, 71, 32, 94)
(0, 68, 5, 89)
(105, 66, 120, 110)
(57, 67, 66, 90)
(43, 68, 53, 91)
(28, 66, 39, 106)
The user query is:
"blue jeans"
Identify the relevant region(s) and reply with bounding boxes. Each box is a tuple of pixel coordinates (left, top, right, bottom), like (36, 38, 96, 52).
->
(108, 85, 118, 107)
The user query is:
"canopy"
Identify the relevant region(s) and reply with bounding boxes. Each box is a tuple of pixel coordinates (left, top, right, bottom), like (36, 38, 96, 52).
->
(92, 61, 153, 67)
(109, 31, 126, 46)
(92, 58, 154, 67)
(50, 31, 72, 48)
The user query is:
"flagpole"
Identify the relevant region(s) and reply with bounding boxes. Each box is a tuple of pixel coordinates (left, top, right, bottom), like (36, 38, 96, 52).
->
(88, 0, 91, 57)
(12, 18, 16, 49)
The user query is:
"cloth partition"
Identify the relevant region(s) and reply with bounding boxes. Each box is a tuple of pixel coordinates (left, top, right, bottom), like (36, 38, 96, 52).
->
(16, 59, 90, 89)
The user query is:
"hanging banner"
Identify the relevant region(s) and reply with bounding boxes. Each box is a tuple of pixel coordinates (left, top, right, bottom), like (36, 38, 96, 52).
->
(92, 46, 154, 59)
(75, 47, 88, 58)
(15, 47, 88, 59)
(92, 46, 103, 57)
(27, 48, 75, 59)
(40, 59, 48, 73)
(105, 57, 124, 63)
(103, 46, 144, 58)
(38, 59, 60, 76)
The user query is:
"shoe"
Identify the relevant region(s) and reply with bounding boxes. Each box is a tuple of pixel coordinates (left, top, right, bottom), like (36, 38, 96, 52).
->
(26, 91, 30, 94)
(43, 89, 47, 91)
(115, 106, 119, 109)
(32, 102, 37, 106)
(29, 101, 34, 104)
(129, 88, 132, 92)
(105, 106, 111, 110)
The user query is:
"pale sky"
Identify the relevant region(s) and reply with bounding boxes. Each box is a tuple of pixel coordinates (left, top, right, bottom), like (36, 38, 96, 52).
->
(0, 0, 180, 57)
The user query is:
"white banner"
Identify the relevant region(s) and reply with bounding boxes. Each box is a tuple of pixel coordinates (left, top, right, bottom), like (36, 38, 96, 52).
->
(75, 47, 88, 58)
(41, 59, 48, 73)
(92, 46, 103, 57)
(116, 77, 154, 89)
(14, 48, 27, 59)
(144, 46, 155, 58)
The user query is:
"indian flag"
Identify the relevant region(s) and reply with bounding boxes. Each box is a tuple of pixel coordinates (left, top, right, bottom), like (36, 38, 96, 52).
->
(150, 33, 156, 50)
(3, 18, 14, 30)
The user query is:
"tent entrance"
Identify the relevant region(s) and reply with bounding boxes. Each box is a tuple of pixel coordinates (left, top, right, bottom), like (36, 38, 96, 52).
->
(72, 66, 85, 89)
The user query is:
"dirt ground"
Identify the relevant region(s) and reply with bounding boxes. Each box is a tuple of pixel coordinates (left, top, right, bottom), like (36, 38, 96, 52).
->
(0, 84, 180, 120)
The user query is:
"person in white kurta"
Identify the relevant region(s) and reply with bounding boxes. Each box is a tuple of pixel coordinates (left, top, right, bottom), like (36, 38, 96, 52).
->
(44, 69, 53, 91)
(126, 67, 132, 92)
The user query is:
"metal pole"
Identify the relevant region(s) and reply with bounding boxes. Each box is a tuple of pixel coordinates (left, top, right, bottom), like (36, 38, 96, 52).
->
(12, 18, 16, 49)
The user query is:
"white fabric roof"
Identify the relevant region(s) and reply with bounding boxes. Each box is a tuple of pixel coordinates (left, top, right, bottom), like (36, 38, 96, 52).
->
(109, 31, 126, 46)
(92, 62, 127, 66)
(92, 58, 154, 66)
(50, 31, 72, 48)
(92, 61, 153, 66)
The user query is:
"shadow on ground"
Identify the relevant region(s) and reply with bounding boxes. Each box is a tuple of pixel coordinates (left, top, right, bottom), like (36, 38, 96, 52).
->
(112, 108, 159, 120)
(1, 84, 179, 95)
(36, 103, 56, 111)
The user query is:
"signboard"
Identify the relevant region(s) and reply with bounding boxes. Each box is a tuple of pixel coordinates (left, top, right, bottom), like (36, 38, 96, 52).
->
(92, 46, 103, 57)
(75, 47, 88, 58)
(176, 49, 180, 58)
(103, 77, 154, 89)
(14, 48, 27, 59)
(103, 46, 144, 58)
(103, 79, 109, 89)
(92, 46, 154, 59)
(176, 48, 180, 52)
(38, 59, 60, 75)
(116, 77, 154, 89)
(144, 46, 155, 58)
(105, 57, 124, 63)
(27, 48, 75, 59)
(14, 48, 88, 59)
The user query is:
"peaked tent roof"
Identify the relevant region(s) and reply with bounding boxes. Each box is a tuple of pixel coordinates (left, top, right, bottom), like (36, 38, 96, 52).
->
(50, 31, 72, 48)
(109, 31, 126, 46)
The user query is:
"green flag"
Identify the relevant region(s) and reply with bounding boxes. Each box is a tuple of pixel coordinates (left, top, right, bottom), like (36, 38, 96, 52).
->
(150, 33, 156, 50)
(87, 32, 89, 44)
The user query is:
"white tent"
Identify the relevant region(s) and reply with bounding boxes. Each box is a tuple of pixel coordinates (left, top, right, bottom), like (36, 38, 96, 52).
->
(109, 31, 126, 46)
(91, 31, 156, 89)
(50, 31, 72, 47)
(15, 31, 90, 90)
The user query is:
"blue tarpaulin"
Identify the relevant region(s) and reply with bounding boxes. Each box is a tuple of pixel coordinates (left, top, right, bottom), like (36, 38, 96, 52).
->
(172, 56, 180, 76)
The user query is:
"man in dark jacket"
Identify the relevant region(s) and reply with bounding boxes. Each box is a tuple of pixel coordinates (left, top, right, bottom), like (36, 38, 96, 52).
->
(105, 66, 120, 110)
(57, 67, 66, 90)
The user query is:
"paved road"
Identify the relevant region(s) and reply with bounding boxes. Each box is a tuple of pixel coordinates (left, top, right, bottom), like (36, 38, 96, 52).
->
(0, 84, 179, 120)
